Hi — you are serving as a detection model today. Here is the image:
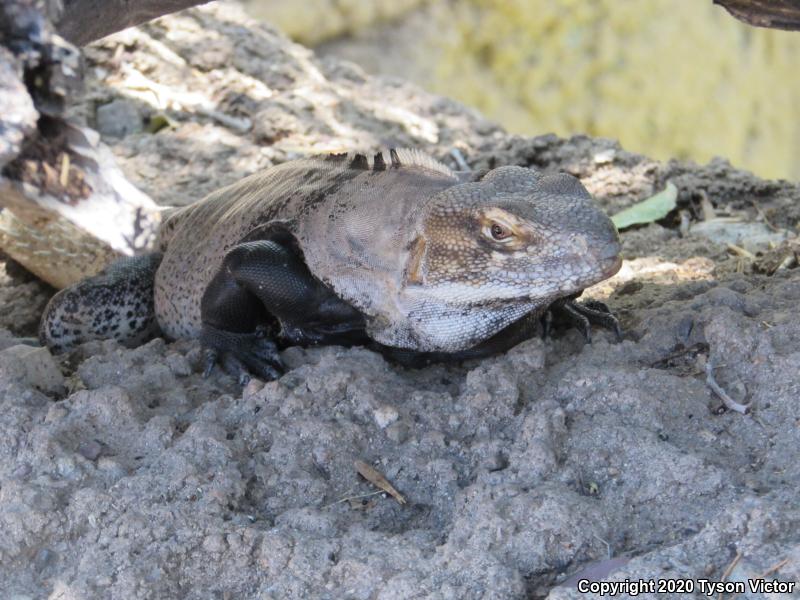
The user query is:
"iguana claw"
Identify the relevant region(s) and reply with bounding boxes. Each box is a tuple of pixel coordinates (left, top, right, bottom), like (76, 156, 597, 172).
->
(202, 348, 218, 378)
(200, 324, 284, 383)
(543, 298, 622, 343)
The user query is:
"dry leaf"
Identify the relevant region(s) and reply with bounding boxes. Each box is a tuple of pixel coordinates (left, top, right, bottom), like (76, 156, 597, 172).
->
(354, 459, 406, 505)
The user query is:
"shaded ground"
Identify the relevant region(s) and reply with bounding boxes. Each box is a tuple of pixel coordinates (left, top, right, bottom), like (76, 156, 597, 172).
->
(0, 3, 798, 599)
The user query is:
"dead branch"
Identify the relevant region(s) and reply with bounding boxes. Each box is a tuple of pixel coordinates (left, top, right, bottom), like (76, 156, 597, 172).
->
(714, 0, 800, 30)
(57, 0, 210, 46)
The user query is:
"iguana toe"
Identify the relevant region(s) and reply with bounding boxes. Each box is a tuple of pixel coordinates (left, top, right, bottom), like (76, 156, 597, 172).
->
(544, 298, 622, 343)
(579, 300, 623, 342)
(200, 324, 284, 383)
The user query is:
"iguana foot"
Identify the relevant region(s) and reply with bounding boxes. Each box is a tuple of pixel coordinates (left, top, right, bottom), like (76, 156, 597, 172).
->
(200, 324, 284, 383)
(543, 298, 622, 343)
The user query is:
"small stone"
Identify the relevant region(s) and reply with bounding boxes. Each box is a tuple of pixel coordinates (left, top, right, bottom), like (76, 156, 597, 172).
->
(690, 219, 789, 254)
(373, 404, 399, 429)
(34, 548, 56, 571)
(97, 457, 126, 478)
(165, 353, 192, 377)
(243, 377, 265, 398)
(45, 404, 68, 422)
(95, 99, 142, 138)
(202, 533, 226, 553)
(11, 463, 31, 479)
(0, 328, 27, 351)
(0, 344, 65, 395)
(385, 421, 409, 444)
(56, 455, 80, 478)
(593, 149, 616, 164)
(77, 439, 104, 461)
(481, 451, 509, 472)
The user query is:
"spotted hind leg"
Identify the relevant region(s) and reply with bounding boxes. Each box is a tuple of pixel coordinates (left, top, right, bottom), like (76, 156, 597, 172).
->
(39, 254, 162, 353)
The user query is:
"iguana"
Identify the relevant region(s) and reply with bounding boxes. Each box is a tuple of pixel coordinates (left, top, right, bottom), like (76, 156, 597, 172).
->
(39, 149, 622, 381)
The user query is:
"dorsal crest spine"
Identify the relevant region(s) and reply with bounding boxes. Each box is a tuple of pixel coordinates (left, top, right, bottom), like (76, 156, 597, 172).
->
(350, 154, 369, 170)
(322, 148, 457, 179)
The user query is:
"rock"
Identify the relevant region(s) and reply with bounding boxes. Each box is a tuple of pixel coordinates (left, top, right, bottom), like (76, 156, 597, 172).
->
(77, 439, 105, 461)
(165, 352, 192, 377)
(0, 48, 38, 169)
(95, 99, 142, 138)
(385, 421, 409, 443)
(373, 404, 399, 429)
(0, 344, 65, 395)
(0, 328, 32, 351)
(690, 218, 792, 253)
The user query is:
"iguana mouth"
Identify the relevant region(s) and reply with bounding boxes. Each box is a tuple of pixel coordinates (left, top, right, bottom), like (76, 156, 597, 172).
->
(596, 240, 623, 278)
(603, 254, 623, 278)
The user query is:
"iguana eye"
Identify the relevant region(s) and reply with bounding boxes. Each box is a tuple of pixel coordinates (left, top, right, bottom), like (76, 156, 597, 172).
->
(488, 222, 513, 242)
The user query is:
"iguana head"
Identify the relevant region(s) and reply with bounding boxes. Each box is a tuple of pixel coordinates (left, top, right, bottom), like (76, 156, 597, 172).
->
(404, 166, 621, 305)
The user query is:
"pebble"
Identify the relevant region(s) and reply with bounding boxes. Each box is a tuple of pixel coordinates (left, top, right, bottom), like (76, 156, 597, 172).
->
(78, 439, 104, 461)
(165, 353, 192, 377)
(373, 404, 399, 429)
(202, 533, 226, 553)
(385, 421, 409, 444)
(0, 344, 65, 395)
(95, 99, 142, 138)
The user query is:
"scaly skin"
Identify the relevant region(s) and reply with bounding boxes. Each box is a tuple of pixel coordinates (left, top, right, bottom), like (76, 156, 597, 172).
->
(41, 149, 622, 379)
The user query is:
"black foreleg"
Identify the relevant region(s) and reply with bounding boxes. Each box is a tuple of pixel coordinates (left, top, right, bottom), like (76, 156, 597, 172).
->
(200, 239, 367, 382)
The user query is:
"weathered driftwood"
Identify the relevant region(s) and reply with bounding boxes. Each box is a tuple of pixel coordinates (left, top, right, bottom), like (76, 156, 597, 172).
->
(57, 0, 209, 46)
(52, 0, 800, 40)
(0, 0, 161, 288)
(714, 0, 800, 30)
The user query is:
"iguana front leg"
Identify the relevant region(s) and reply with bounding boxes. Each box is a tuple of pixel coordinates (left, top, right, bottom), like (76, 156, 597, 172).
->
(200, 238, 367, 382)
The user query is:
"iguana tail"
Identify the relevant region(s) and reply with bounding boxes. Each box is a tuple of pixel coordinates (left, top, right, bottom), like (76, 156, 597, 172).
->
(39, 254, 163, 353)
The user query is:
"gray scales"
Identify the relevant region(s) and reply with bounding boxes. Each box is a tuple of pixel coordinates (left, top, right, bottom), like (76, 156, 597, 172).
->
(39, 149, 623, 381)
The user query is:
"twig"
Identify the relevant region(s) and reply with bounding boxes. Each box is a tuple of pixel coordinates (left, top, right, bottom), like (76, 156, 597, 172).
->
(759, 557, 789, 578)
(775, 253, 797, 273)
(727, 243, 756, 260)
(59, 153, 70, 188)
(119, 66, 252, 133)
(749, 199, 781, 233)
(449, 148, 470, 172)
(727, 556, 790, 600)
(648, 342, 709, 369)
(717, 551, 742, 600)
(699, 190, 716, 221)
(322, 490, 385, 508)
(592, 534, 612, 559)
(705, 362, 751, 414)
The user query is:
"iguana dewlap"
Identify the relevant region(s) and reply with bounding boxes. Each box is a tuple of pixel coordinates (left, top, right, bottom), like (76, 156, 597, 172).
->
(40, 149, 622, 379)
